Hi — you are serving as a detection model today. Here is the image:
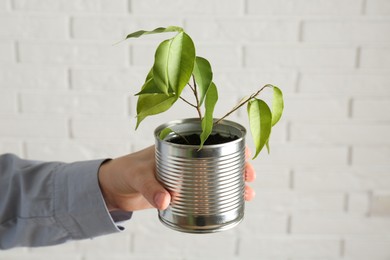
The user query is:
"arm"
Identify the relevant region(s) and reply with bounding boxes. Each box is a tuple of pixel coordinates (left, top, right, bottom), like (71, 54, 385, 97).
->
(0, 154, 122, 249)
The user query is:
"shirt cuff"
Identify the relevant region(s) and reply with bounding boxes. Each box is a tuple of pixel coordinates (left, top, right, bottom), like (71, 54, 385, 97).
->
(53, 159, 131, 240)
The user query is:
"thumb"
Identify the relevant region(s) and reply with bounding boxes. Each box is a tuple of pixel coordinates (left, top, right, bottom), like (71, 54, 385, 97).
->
(136, 176, 171, 210)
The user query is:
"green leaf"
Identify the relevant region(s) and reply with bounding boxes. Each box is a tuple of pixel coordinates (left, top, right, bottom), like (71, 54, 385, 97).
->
(135, 77, 165, 95)
(152, 32, 195, 97)
(136, 93, 177, 129)
(247, 99, 272, 159)
(271, 86, 284, 126)
(159, 127, 174, 140)
(199, 82, 218, 149)
(153, 39, 173, 95)
(167, 32, 195, 97)
(125, 26, 183, 40)
(193, 56, 213, 105)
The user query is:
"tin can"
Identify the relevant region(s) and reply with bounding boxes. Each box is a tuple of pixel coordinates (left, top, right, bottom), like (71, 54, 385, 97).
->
(154, 118, 246, 233)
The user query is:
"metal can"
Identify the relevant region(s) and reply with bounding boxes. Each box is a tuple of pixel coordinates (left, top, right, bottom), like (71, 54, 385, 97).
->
(155, 118, 246, 233)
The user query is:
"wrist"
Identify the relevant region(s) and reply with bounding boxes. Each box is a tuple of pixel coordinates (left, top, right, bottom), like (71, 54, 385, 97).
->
(98, 159, 117, 212)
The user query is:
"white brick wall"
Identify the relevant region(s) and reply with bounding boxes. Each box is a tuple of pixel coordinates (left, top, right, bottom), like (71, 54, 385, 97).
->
(1, 0, 390, 259)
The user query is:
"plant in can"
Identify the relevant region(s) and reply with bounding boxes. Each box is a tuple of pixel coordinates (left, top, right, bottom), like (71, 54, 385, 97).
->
(124, 25, 284, 158)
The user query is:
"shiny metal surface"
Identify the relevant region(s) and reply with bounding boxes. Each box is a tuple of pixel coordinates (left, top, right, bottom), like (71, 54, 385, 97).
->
(155, 118, 246, 233)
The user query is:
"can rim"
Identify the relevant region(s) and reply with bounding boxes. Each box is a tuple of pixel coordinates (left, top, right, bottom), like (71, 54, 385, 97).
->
(154, 118, 246, 149)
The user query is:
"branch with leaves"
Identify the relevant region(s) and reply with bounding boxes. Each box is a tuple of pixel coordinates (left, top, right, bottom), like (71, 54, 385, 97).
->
(125, 26, 284, 159)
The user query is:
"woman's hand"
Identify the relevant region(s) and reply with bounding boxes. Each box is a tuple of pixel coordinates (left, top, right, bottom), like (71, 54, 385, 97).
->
(98, 145, 256, 212)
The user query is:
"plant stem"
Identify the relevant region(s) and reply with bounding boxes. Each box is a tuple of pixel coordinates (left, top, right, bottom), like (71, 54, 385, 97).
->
(191, 75, 202, 119)
(214, 84, 274, 125)
(179, 96, 198, 109)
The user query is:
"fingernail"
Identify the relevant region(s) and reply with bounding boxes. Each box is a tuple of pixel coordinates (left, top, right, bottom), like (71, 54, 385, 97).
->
(154, 192, 166, 209)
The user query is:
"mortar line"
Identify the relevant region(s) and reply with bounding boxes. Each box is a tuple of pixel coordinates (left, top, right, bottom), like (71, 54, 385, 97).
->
(9, 0, 14, 10)
(241, 45, 246, 68)
(298, 20, 304, 42)
(68, 118, 74, 139)
(67, 67, 72, 90)
(344, 193, 349, 212)
(21, 141, 28, 159)
(14, 41, 20, 63)
(234, 237, 240, 256)
(243, 0, 248, 15)
(361, 0, 368, 15)
(128, 0, 132, 14)
(340, 239, 345, 257)
(355, 46, 361, 69)
(287, 214, 292, 234)
(294, 71, 301, 93)
(16, 92, 22, 114)
(289, 169, 294, 190)
(67, 16, 73, 40)
(348, 98, 354, 118)
(347, 145, 353, 166)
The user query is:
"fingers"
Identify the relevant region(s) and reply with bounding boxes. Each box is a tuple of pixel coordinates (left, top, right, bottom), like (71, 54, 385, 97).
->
(245, 185, 255, 201)
(133, 173, 171, 210)
(245, 162, 256, 182)
(245, 146, 251, 160)
(245, 146, 256, 201)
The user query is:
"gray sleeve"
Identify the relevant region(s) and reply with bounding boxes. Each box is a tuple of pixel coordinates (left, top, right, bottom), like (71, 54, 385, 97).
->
(0, 154, 132, 250)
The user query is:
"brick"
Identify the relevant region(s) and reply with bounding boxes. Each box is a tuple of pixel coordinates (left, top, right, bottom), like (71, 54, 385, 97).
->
(344, 238, 390, 259)
(13, 0, 127, 13)
(256, 144, 348, 166)
(70, 116, 134, 140)
(360, 47, 390, 69)
(132, 0, 244, 15)
(246, 0, 363, 15)
(353, 98, 390, 120)
(348, 192, 370, 215)
(20, 92, 127, 116)
(292, 213, 390, 234)
(238, 209, 288, 234)
(0, 41, 15, 63)
(85, 256, 181, 260)
(0, 141, 23, 155)
(240, 236, 340, 258)
(0, 14, 67, 40)
(2, 255, 82, 260)
(0, 116, 68, 138)
(72, 16, 183, 40)
(132, 42, 242, 68)
(133, 231, 237, 257)
(0, 65, 67, 90)
(353, 146, 390, 165)
(0, 90, 17, 114)
(290, 123, 390, 145)
(71, 68, 146, 91)
(215, 69, 297, 94)
(302, 19, 390, 43)
(294, 167, 390, 191)
(245, 45, 356, 69)
(0, 0, 8, 10)
(370, 191, 390, 217)
(255, 191, 344, 213)
(299, 71, 390, 97)
(366, 0, 390, 14)
(25, 140, 130, 162)
(19, 42, 128, 67)
(250, 165, 290, 190)
(185, 17, 298, 42)
(284, 95, 349, 121)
